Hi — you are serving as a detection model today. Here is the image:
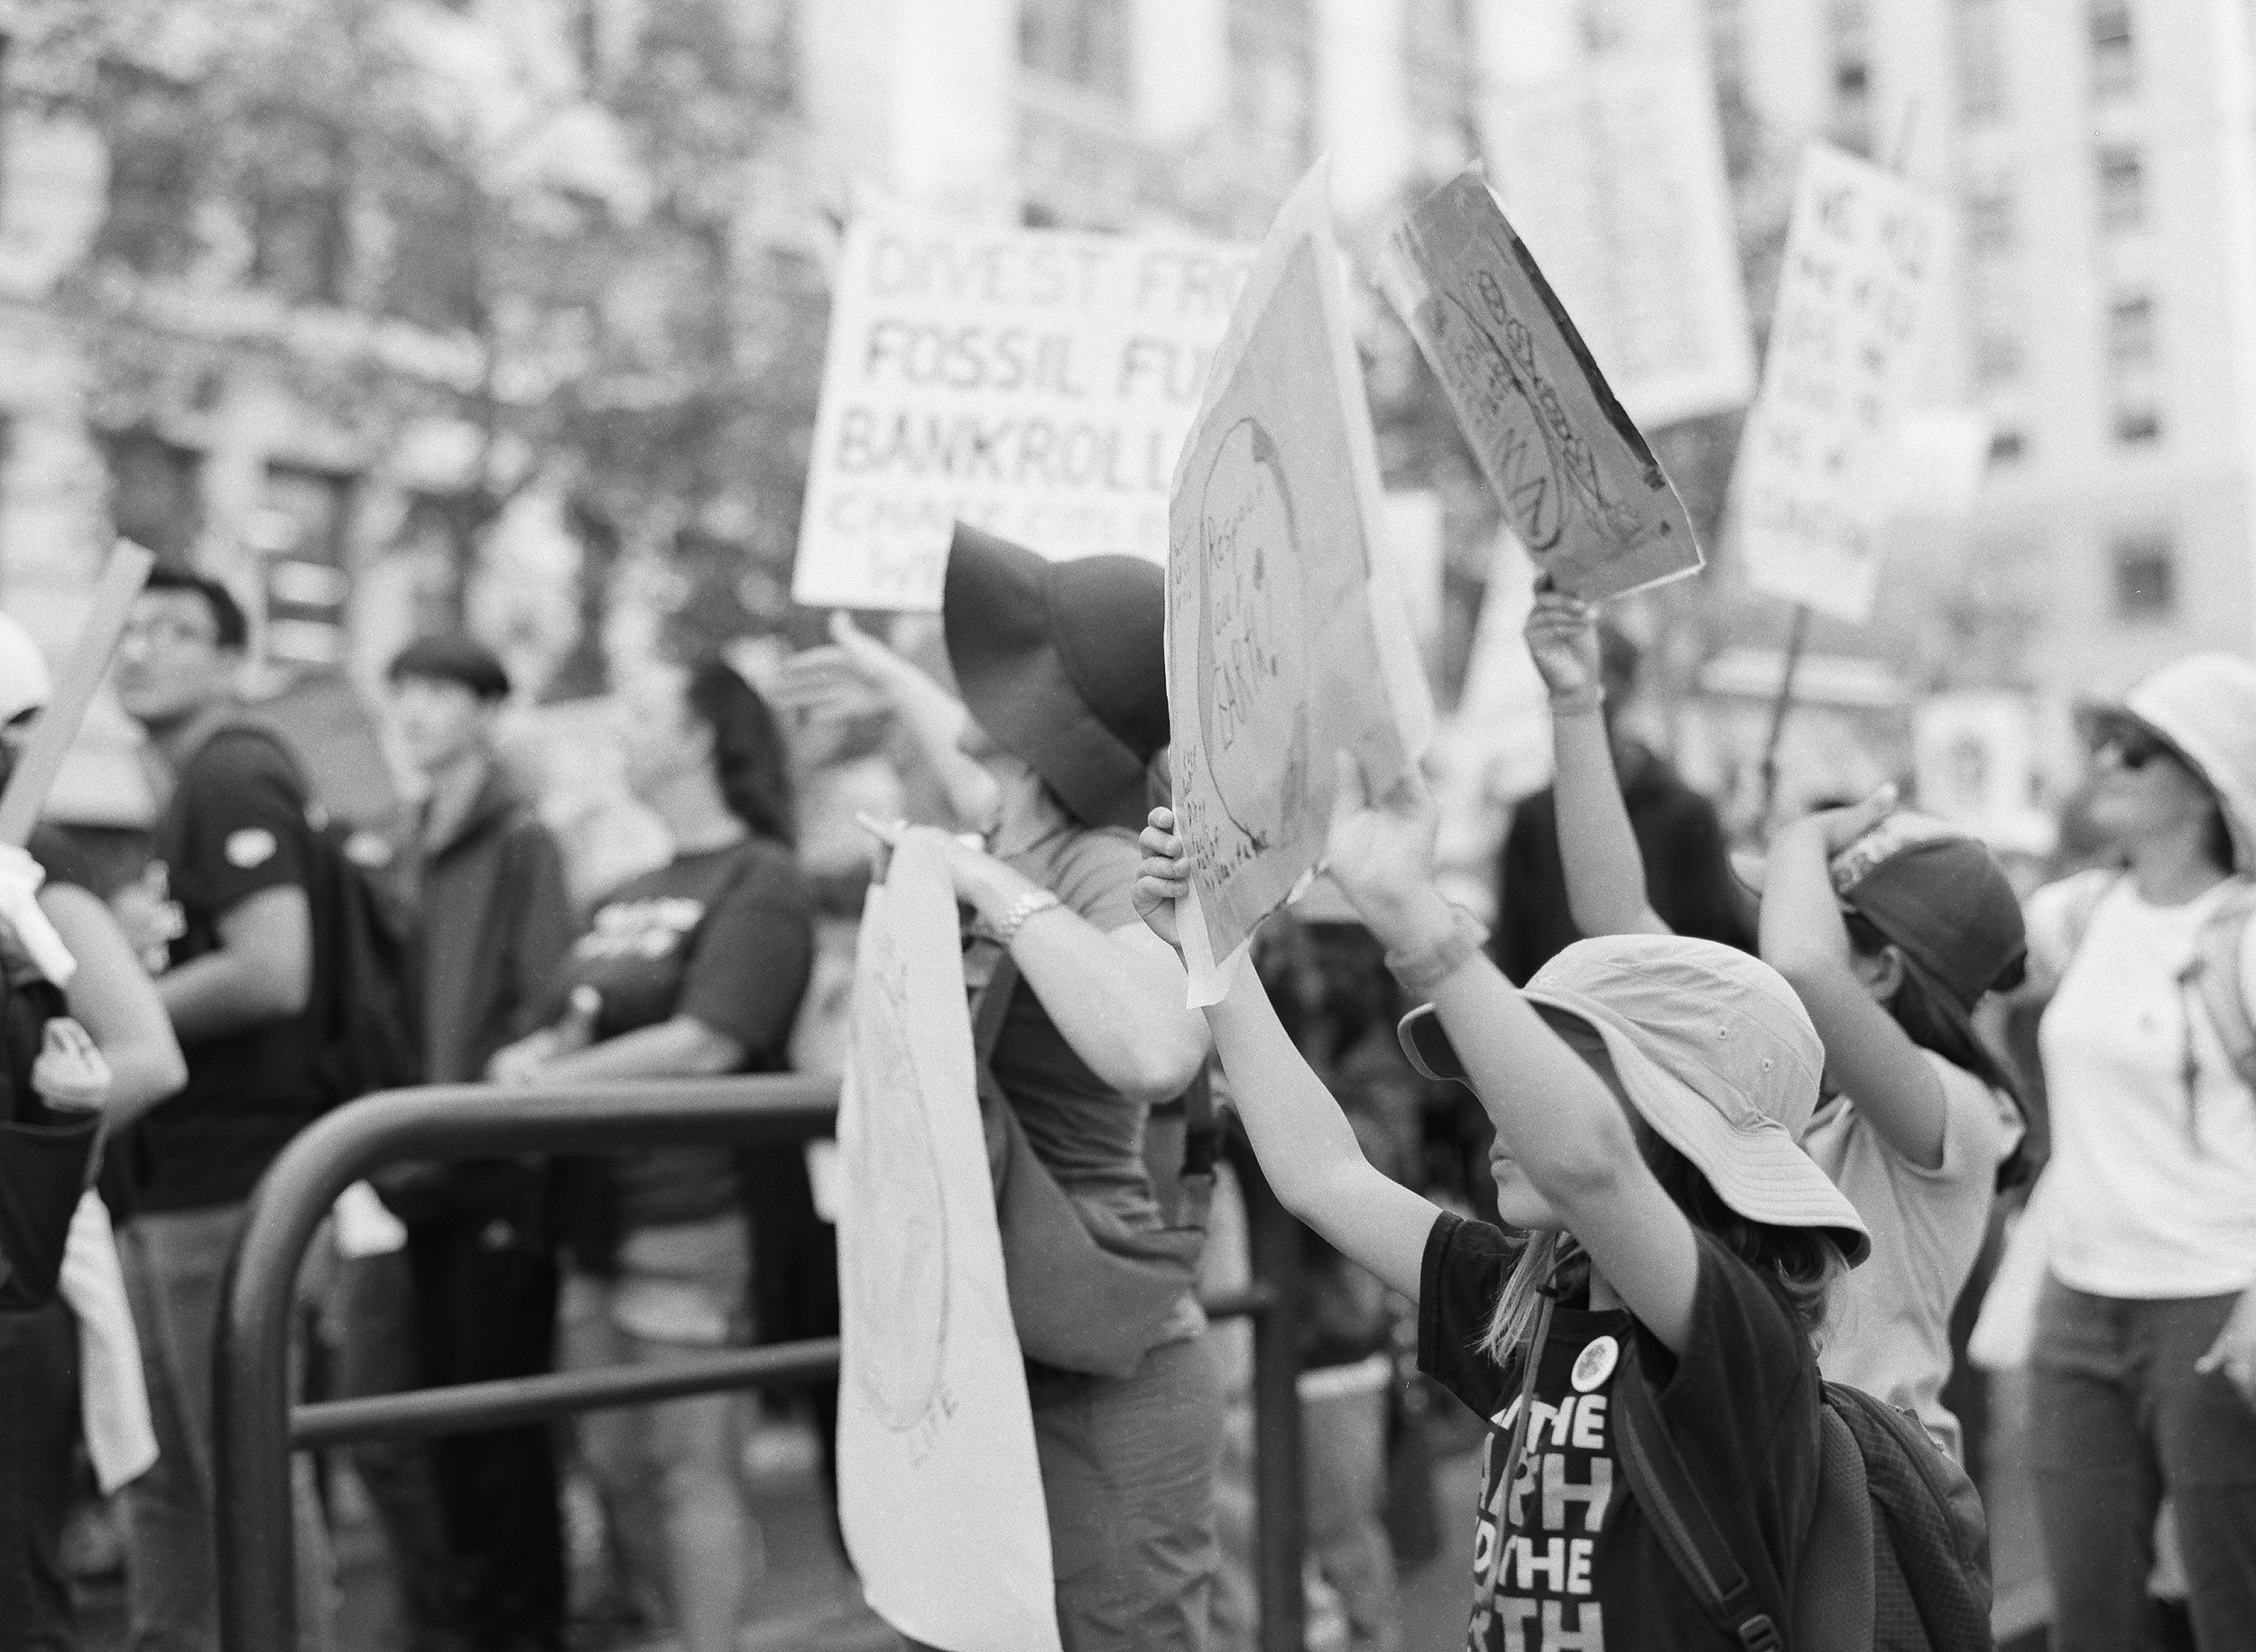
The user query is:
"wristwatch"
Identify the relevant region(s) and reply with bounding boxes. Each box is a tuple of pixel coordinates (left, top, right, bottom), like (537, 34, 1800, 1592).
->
(979, 888, 1062, 948)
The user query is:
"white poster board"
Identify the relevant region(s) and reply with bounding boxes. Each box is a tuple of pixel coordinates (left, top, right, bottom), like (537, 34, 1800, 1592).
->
(1734, 145, 1946, 624)
(1167, 162, 1433, 1006)
(1484, 54, 1757, 430)
(836, 834, 1061, 1652)
(794, 215, 1254, 611)
(1913, 691, 2053, 852)
(1377, 167, 1703, 602)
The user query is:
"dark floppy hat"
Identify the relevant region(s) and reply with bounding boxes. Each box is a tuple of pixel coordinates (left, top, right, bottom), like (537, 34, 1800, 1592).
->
(941, 525, 1169, 833)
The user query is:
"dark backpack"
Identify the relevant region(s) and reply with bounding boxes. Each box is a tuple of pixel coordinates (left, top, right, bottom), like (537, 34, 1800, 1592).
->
(0, 966, 84, 1311)
(208, 726, 421, 1112)
(1616, 1345, 1992, 1652)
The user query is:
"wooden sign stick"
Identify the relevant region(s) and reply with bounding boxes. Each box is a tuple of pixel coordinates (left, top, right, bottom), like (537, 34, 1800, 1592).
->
(0, 540, 157, 846)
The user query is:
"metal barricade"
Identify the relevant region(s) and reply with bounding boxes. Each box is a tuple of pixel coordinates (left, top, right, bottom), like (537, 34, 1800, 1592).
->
(214, 1076, 1306, 1651)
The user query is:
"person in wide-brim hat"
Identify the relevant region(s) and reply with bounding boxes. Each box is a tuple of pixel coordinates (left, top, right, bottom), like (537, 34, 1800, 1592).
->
(772, 525, 1220, 1652)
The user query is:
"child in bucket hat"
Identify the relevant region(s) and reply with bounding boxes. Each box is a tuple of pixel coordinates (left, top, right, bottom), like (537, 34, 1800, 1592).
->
(1138, 759, 1864, 1652)
(1524, 586, 2029, 1464)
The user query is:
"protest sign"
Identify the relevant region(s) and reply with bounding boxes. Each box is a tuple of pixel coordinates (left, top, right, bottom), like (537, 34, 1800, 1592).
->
(1377, 167, 1702, 603)
(1484, 53, 1756, 429)
(1734, 144, 1946, 624)
(836, 833, 1059, 1652)
(794, 214, 1254, 612)
(1913, 690, 2054, 853)
(1167, 162, 1432, 1006)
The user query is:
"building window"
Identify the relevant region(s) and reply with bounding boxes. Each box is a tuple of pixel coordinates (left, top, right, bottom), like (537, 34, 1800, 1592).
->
(1021, 0, 1130, 100)
(1988, 428, 2026, 465)
(1956, 0, 2004, 121)
(93, 66, 202, 277)
(1974, 331, 2022, 385)
(255, 466, 356, 669)
(101, 428, 204, 566)
(2092, 0, 2135, 98)
(247, 111, 349, 307)
(2113, 402, 2162, 444)
(384, 170, 482, 334)
(1829, 0, 1872, 154)
(1967, 191, 2013, 254)
(2097, 145, 2144, 233)
(2108, 291, 2157, 365)
(2112, 533, 2176, 618)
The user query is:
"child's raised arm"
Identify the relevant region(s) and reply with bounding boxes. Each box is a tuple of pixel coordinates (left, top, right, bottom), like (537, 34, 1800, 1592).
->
(1758, 788, 1951, 1169)
(1320, 755, 1705, 1354)
(1525, 585, 1670, 939)
(1135, 812, 1437, 1301)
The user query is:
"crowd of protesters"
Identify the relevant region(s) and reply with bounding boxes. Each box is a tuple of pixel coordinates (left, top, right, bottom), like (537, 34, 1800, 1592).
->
(0, 526, 2252, 1652)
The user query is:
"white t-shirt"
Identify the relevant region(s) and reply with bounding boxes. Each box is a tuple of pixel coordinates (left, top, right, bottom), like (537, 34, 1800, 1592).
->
(1807, 1050, 2020, 1462)
(2029, 871, 2256, 1298)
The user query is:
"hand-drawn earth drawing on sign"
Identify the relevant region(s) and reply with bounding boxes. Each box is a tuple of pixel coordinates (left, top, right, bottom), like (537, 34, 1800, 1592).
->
(1377, 168, 1701, 602)
(838, 918, 948, 1434)
(1167, 163, 1430, 1005)
(1193, 417, 1312, 854)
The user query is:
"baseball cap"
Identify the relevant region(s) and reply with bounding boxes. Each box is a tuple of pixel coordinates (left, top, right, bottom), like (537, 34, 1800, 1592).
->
(0, 613, 53, 726)
(942, 525, 1169, 834)
(2079, 652, 2256, 872)
(387, 632, 511, 701)
(1731, 810, 2027, 1010)
(1399, 933, 1871, 1266)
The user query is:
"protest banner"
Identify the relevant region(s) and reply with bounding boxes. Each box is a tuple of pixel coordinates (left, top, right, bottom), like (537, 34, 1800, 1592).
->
(794, 213, 1254, 612)
(1167, 162, 1433, 1006)
(1377, 167, 1702, 603)
(836, 832, 1059, 1652)
(1734, 144, 1946, 624)
(1484, 53, 1756, 429)
(1913, 690, 2054, 853)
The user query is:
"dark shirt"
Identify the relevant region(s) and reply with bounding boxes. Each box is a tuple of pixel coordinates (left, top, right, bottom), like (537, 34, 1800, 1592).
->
(0, 829, 94, 1309)
(1493, 747, 1751, 986)
(556, 836, 812, 1231)
(1419, 1213, 1820, 1652)
(137, 729, 324, 1214)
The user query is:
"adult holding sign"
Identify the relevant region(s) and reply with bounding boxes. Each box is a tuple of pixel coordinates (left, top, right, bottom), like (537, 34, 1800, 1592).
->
(786, 527, 1217, 1651)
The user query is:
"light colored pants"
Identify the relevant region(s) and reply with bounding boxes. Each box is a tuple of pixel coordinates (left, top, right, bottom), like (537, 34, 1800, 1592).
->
(1299, 1356, 1401, 1652)
(116, 1204, 337, 1652)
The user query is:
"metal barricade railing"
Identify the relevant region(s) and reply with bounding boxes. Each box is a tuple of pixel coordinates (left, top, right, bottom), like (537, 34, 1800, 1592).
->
(214, 1076, 1306, 1652)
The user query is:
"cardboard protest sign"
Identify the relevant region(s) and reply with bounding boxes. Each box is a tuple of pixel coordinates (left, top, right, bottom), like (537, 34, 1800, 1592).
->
(1167, 162, 1433, 1007)
(1377, 167, 1702, 602)
(1734, 144, 1946, 624)
(836, 833, 1059, 1652)
(1484, 53, 1756, 429)
(794, 214, 1254, 612)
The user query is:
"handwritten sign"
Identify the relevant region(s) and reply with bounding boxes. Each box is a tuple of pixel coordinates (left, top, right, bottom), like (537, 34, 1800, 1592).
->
(1484, 54, 1757, 429)
(1377, 168, 1702, 602)
(1734, 144, 1946, 623)
(794, 215, 1254, 612)
(1168, 163, 1432, 1005)
(836, 834, 1059, 1652)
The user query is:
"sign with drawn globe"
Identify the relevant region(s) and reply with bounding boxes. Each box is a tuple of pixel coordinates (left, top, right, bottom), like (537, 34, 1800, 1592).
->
(1168, 162, 1433, 1005)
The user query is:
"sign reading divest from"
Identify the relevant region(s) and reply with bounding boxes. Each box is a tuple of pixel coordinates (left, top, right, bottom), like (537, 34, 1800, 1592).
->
(1377, 168, 1702, 603)
(1167, 162, 1432, 1007)
(836, 833, 1060, 1652)
(1734, 145, 1946, 624)
(794, 217, 1255, 612)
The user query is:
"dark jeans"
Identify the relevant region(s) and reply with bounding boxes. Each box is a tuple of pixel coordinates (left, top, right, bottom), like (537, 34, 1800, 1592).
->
(2031, 1278, 2256, 1652)
(0, 1302, 79, 1652)
(336, 1222, 562, 1652)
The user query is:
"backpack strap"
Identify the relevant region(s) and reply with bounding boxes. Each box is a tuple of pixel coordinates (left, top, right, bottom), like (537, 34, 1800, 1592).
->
(1613, 1343, 1788, 1652)
(2185, 883, 2256, 1094)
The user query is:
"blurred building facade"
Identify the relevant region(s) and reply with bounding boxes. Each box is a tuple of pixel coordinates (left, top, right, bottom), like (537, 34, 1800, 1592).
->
(1720, 0, 2256, 698)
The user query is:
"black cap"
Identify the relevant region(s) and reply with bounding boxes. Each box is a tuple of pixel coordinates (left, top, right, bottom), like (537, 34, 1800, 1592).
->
(387, 633, 511, 702)
(941, 526, 1169, 833)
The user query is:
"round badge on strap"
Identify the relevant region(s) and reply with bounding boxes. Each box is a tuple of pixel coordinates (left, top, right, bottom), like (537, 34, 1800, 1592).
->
(1571, 1334, 1619, 1393)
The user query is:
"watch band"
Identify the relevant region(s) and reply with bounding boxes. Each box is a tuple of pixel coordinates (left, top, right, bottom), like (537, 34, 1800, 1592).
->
(983, 888, 1062, 948)
(1549, 685, 1606, 717)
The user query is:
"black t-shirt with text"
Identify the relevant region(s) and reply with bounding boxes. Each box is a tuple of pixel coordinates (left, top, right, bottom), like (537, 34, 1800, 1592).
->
(136, 730, 325, 1214)
(555, 836, 812, 1231)
(1419, 1213, 1821, 1652)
